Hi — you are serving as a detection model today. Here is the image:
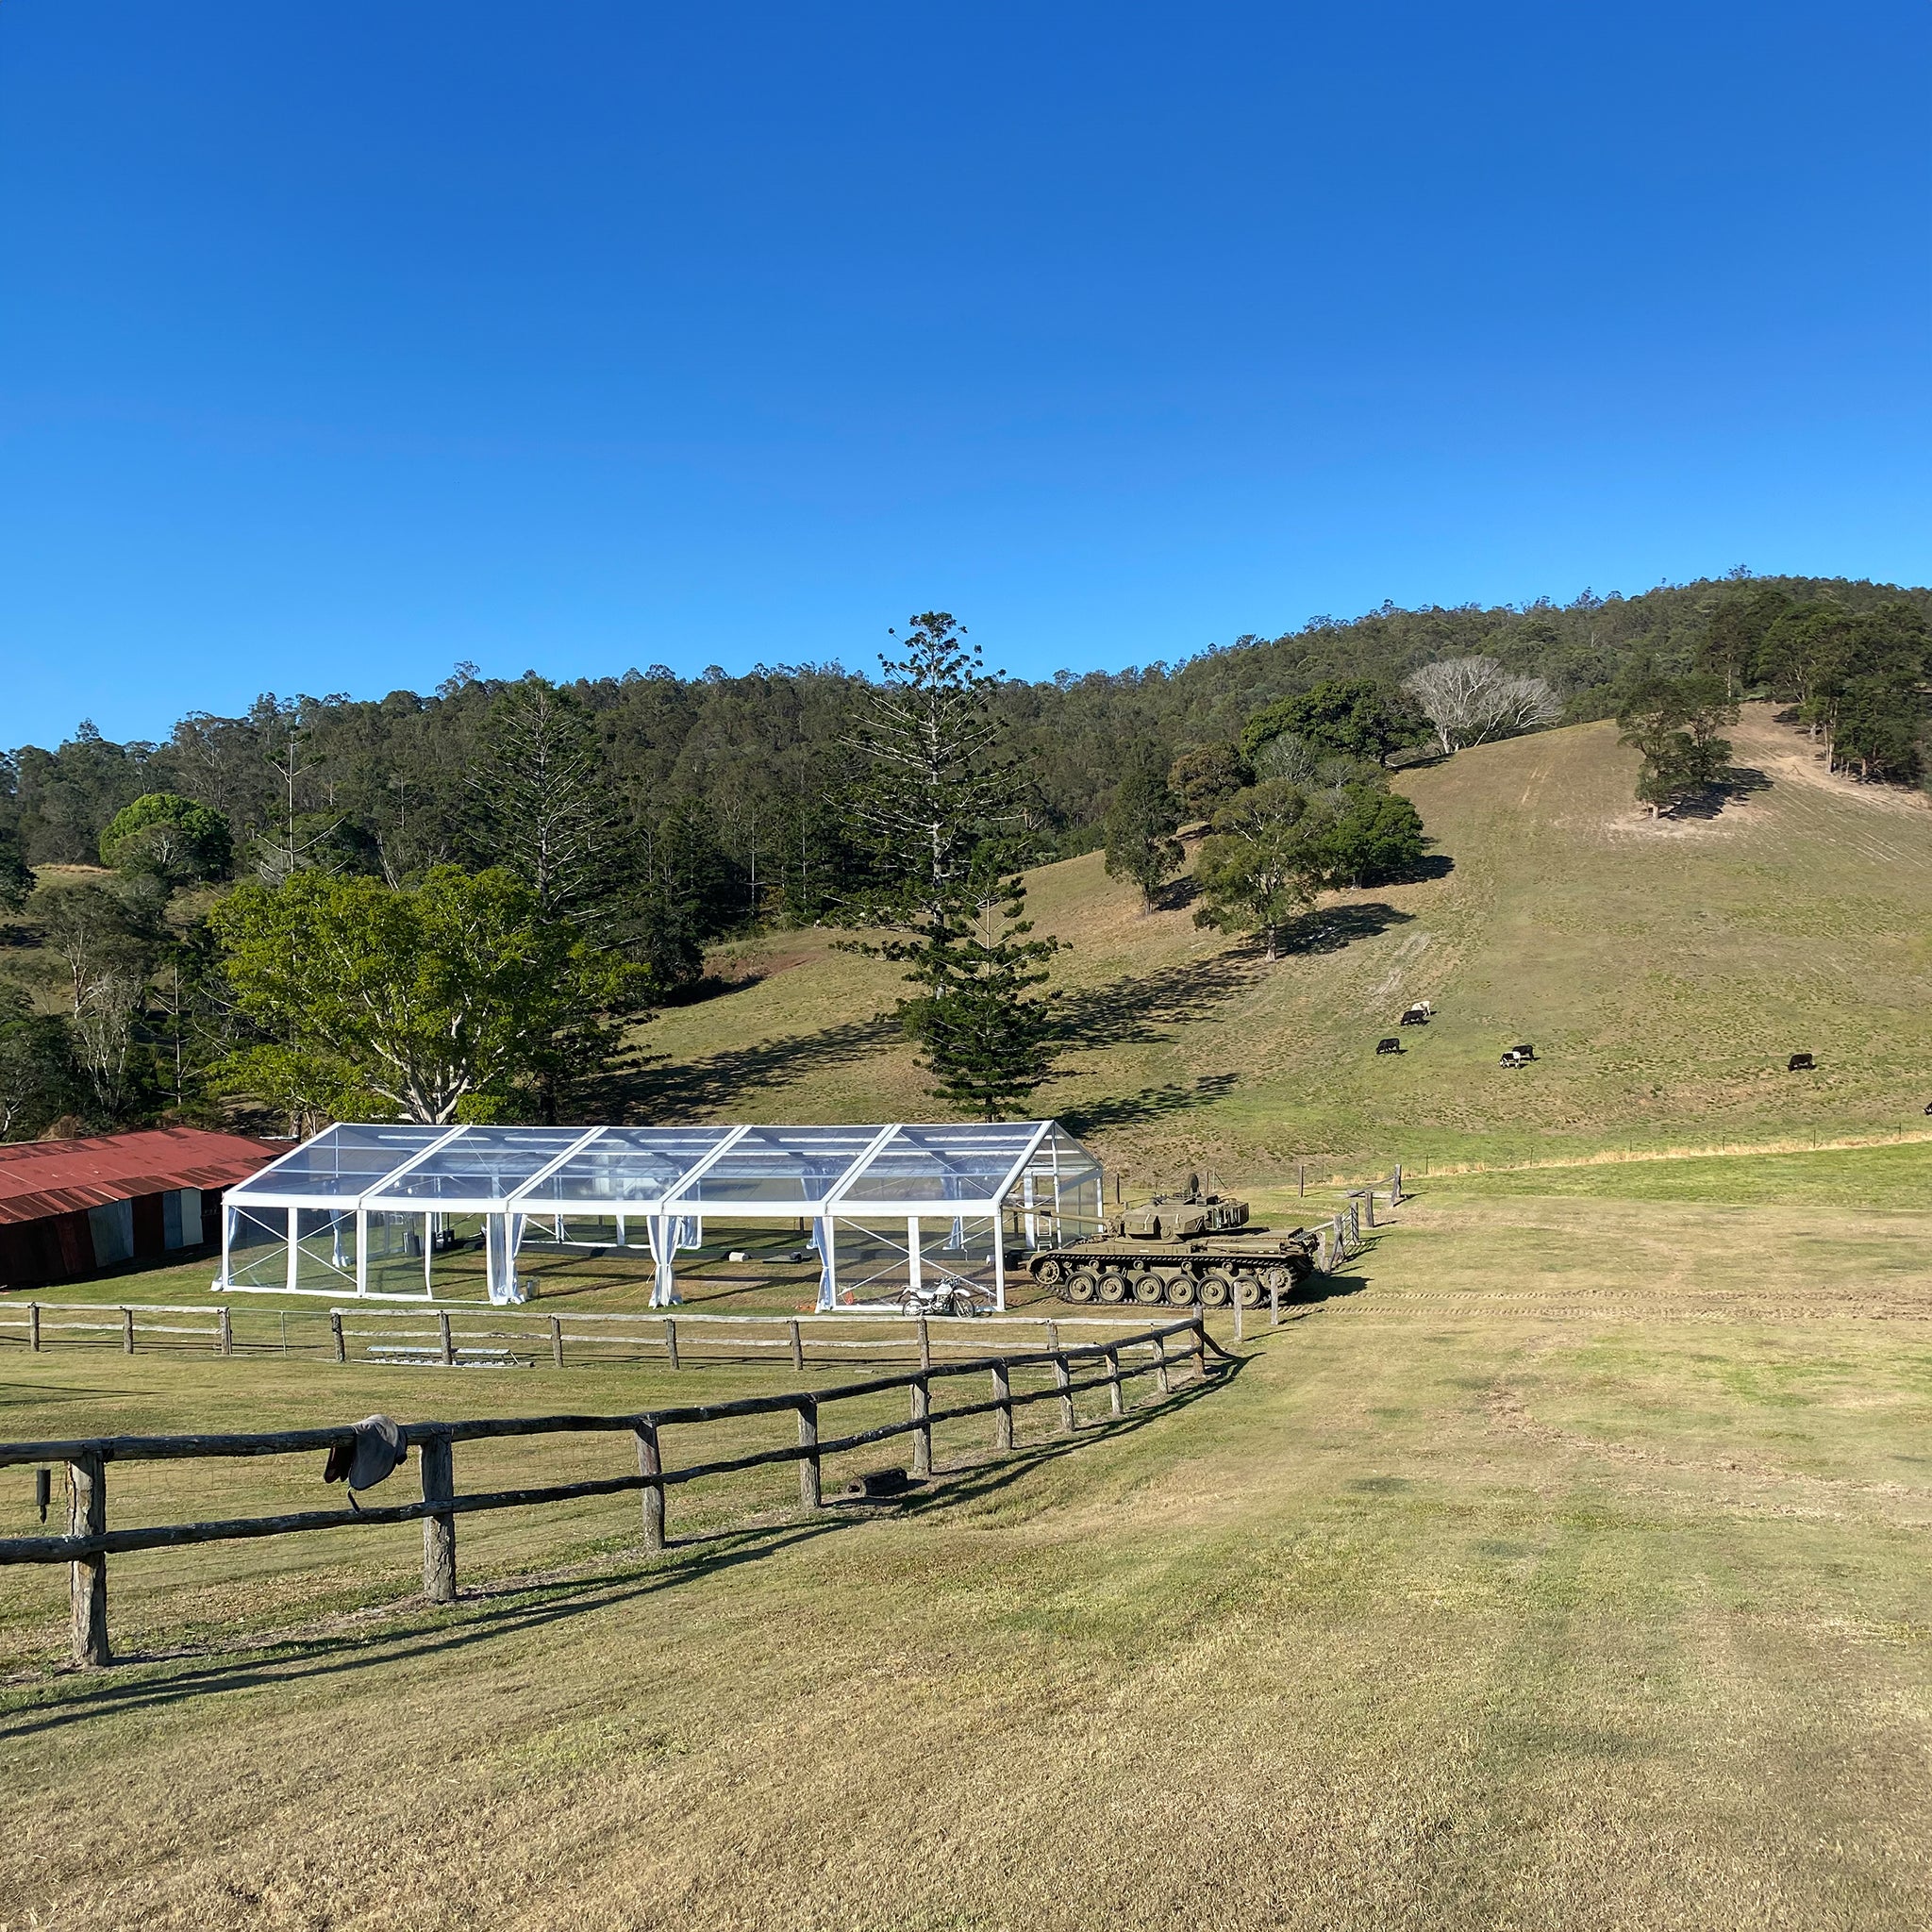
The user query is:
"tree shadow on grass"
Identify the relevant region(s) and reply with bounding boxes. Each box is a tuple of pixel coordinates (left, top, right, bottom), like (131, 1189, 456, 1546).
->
(1666, 766, 1772, 820)
(0, 1365, 1246, 1738)
(584, 1013, 904, 1123)
(1060, 1073, 1240, 1137)
(1055, 952, 1268, 1052)
(1274, 902, 1415, 957)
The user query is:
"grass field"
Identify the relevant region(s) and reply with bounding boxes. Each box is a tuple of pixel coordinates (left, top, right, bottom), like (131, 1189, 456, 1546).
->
(635, 704, 1932, 1181)
(4, 1145, 1930, 1930)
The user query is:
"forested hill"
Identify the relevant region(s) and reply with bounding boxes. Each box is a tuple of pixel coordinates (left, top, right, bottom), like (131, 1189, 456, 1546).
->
(8, 571, 1927, 910)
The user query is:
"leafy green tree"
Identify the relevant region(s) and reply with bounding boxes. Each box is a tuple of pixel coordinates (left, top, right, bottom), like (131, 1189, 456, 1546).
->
(1834, 675, 1924, 783)
(1697, 587, 1791, 696)
(1103, 752, 1184, 908)
(1324, 785, 1426, 887)
(0, 824, 32, 912)
(1168, 742, 1252, 819)
(628, 798, 741, 991)
(845, 613, 1061, 1117)
(1191, 781, 1339, 960)
(208, 865, 647, 1127)
(0, 984, 80, 1140)
(1617, 667, 1737, 815)
(1241, 679, 1422, 766)
(99, 791, 234, 882)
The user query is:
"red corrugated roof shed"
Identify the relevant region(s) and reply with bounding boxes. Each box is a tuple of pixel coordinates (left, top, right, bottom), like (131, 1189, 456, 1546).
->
(0, 1127, 281, 1224)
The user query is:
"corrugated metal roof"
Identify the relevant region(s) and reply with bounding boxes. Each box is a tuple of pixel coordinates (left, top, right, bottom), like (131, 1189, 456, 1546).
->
(0, 1127, 281, 1224)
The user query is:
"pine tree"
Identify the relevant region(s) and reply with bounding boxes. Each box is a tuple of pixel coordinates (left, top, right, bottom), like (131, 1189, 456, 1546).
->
(845, 614, 1061, 1118)
(1103, 752, 1184, 909)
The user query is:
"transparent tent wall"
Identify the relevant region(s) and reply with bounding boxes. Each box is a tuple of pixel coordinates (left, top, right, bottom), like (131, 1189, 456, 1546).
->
(293, 1208, 361, 1294)
(830, 1214, 1000, 1306)
(226, 1207, 290, 1290)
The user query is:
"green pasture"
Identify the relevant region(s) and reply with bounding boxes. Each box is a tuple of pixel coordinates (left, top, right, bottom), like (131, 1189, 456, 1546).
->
(3, 1168, 1931, 1929)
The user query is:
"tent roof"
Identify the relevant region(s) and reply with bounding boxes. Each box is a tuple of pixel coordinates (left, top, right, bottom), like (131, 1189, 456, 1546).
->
(226, 1121, 1099, 1218)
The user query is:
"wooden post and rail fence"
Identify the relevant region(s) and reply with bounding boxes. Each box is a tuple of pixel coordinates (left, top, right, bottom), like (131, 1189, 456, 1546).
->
(0, 1301, 1260, 1368)
(0, 1314, 1237, 1670)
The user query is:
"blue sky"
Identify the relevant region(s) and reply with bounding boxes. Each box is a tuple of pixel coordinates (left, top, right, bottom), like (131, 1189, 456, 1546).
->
(3, 2, 1927, 748)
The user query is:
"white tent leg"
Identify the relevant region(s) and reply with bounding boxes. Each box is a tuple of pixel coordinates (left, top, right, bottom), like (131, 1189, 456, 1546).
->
(219, 1202, 234, 1290)
(908, 1217, 922, 1298)
(814, 1216, 836, 1311)
(993, 1223, 1006, 1312)
(356, 1209, 369, 1297)
(287, 1207, 299, 1292)
(424, 1213, 434, 1296)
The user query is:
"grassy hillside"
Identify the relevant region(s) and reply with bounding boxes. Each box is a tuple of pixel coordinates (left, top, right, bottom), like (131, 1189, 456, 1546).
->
(637, 704, 1932, 1187)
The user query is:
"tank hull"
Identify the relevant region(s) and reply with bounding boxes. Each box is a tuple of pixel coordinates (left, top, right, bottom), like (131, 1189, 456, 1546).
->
(1020, 1231, 1318, 1308)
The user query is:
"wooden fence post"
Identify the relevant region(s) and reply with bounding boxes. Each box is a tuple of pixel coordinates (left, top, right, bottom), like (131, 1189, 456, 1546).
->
(219, 1306, 233, 1357)
(27, 1302, 40, 1353)
(420, 1434, 457, 1604)
(329, 1310, 345, 1363)
(1232, 1292, 1244, 1343)
(121, 1307, 134, 1356)
(1153, 1333, 1170, 1395)
(796, 1397, 821, 1508)
(991, 1362, 1013, 1449)
(1391, 1161, 1403, 1205)
(910, 1376, 933, 1476)
(1106, 1345, 1124, 1416)
(1191, 1316, 1207, 1380)
(663, 1318, 680, 1371)
(1269, 1280, 1280, 1327)
(550, 1316, 563, 1369)
(788, 1319, 804, 1373)
(917, 1316, 932, 1371)
(1054, 1353, 1074, 1433)
(1362, 1189, 1375, 1230)
(68, 1451, 109, 1668)
(637, 1421, 665, 1551)
(438, 1310, 455, 1367)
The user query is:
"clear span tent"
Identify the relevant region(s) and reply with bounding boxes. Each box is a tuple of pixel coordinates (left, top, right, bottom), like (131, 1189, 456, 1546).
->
(218, 1121, 1105, 1310)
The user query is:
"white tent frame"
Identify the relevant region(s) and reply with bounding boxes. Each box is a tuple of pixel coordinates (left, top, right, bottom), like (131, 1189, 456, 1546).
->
(218, 1120, 1103, 1310)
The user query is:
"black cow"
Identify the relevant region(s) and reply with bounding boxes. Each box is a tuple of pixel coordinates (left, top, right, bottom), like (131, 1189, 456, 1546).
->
(1788, 1052, 1815, 1072)
(1399, 1003, 1430, 1025)
(1500, 1044, 1535, 1067)
(1376, 1037, 1403, 1055)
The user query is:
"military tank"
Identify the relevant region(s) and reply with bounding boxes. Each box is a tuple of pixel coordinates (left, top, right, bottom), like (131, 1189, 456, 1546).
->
(1020, 1175, 1319, 1309)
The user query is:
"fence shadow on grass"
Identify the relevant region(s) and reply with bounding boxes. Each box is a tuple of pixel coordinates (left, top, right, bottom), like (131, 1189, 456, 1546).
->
(0, 1362, 1246, 1739)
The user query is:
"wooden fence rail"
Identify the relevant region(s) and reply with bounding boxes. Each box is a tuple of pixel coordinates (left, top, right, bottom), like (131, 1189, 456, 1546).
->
(0, 1300, 1205, 1369)
(0, 1315, 1234, 1668)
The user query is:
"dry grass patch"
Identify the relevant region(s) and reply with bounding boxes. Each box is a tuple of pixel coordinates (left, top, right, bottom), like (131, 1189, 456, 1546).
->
(3, 1174, 1931, 1928)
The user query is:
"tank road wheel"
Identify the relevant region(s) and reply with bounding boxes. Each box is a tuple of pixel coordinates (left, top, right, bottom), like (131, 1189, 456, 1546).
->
(1163, 1274, 1197, 1306)
(1097, 1271, 1131, 1305)
(1198, 1271, 1235, 1307)
(1234, 1272, 1263, 1308)
(1034, 1257, 1065, 1286)
(1132, 1274, 1166, 1306)
(1259, 1264, 1292, 1295)
(1066, 1270, 1101, 1304)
